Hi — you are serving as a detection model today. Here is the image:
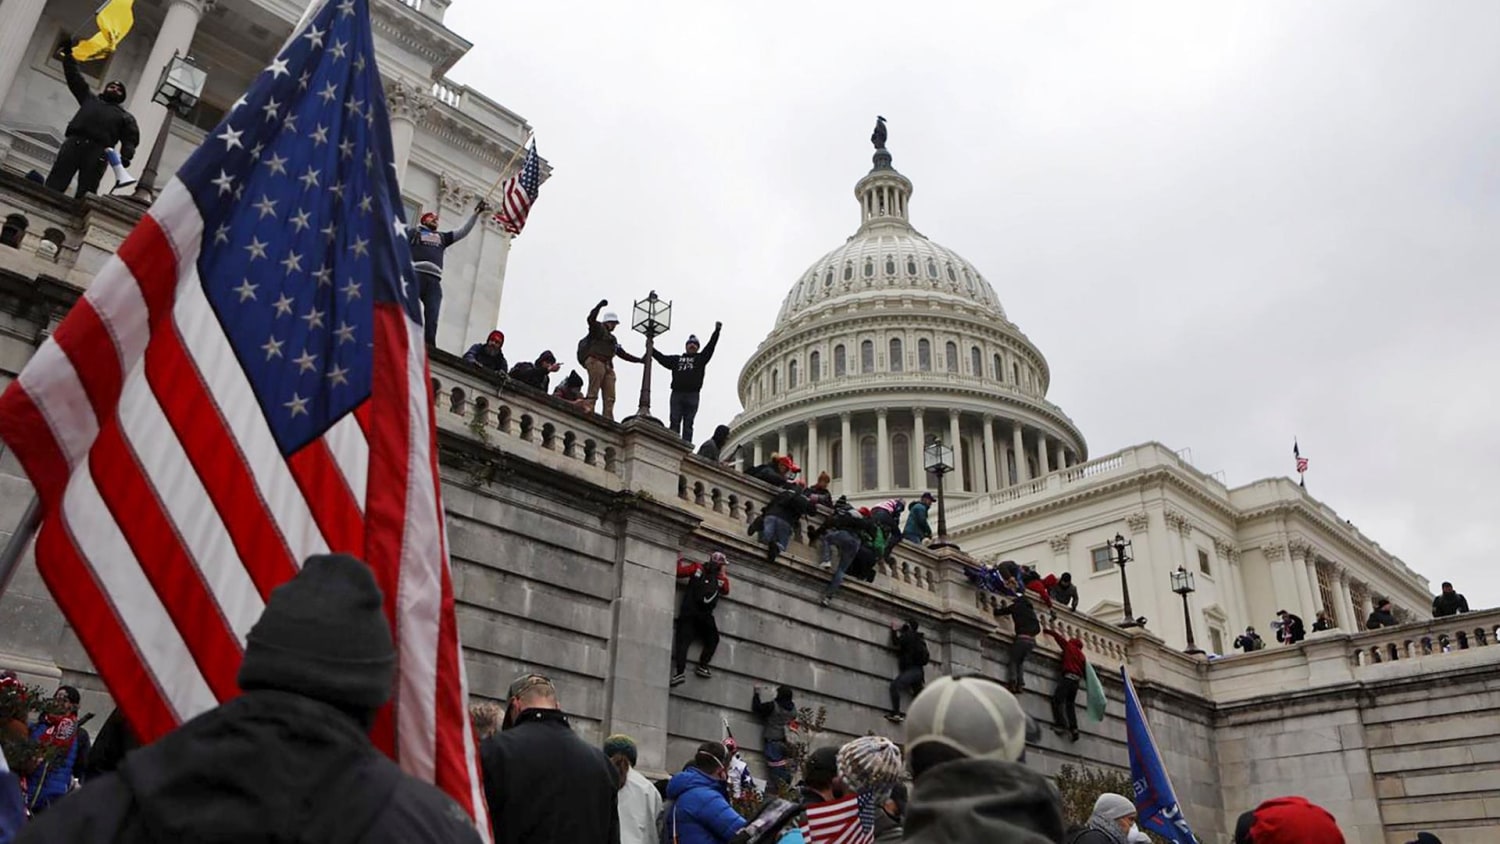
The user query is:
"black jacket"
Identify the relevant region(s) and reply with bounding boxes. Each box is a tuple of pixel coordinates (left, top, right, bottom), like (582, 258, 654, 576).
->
(509, 358, 553, 391)
(650, 325, 721, 393)
(893, 627, 931, 672)
(745, 463, 786, 487)
(1049, 581, 1079, 611)
(751, 691, 797, 743)
(762, 488, 816, 527)
(480, 709, 620, 844)
(1277, 614, 1306, 643)
(1433, 591, 1469, 617)
(1366, 608, 1399, 629)
(61, 54, 139, 160)
(18, 690, 481, 844)
(995, 595, 1041, 637)
(903, 758, 1064, 844)
(463, 343, 508, 374)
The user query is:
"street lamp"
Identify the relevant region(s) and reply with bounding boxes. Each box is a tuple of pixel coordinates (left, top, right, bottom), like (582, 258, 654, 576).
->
(1111, 533, 1145, 628)
(133, 51, 208, 201)
(628, 290, 671, 423)
(922, 436, 957, 550)
(1171, 566, 1204, 655)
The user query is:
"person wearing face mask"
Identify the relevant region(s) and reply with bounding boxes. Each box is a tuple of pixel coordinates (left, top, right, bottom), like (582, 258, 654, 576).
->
(1066, 793, 1138, 844)
(45, 39, 139, 199)
(409, 200, 490, 347)
(663, 742, 747, 844)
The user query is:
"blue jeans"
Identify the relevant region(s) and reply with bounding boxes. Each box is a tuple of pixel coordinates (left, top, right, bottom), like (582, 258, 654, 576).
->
(417, 269, 442, 346)
(820, 530, 861, 599)
(669, 391, 700, 442)
(761, 515, 792, 554)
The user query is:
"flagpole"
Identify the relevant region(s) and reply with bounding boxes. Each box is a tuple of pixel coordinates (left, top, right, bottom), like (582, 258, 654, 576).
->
(482, 132, 533, 203)
(0, 496, 41, 600)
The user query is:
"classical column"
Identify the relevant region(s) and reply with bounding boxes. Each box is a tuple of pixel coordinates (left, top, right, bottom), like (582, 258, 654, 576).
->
(1218, 540, 1252, 633)
(753, 440, 764, 466)
(385, 78, 434, 183)
(912, 408, 926, 487)
(0, 0, 47, 111)
(1262, 543, 1300, 620)
(805, 418, 819, 481)
(876, 409, 891, 490)
(996, 428, 1010, 487)
(128, 0, 212, 168)
(840, 413, 854, 491)
(1304, 557, 1324, 616)
(948, 410, 963, 492)
(1055, 443, 1066, 472)
(981, 416, 997, 493)
(1337, 568, 1356, 630)
(777, 428, 788, 459)
(1037, 431, 1050, 476)
(1012, 424, 1028, 482)
(1287, 541, 1316, 619)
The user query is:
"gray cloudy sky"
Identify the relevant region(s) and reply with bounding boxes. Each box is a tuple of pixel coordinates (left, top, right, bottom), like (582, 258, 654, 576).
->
(445, 1, 1500, 607)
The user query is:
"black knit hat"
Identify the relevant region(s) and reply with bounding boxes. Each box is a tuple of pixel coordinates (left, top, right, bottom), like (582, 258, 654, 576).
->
(237, 554, 396, 710)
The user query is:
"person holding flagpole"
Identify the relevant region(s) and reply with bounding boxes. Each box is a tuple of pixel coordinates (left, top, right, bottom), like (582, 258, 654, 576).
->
(44, 36, 139, 198)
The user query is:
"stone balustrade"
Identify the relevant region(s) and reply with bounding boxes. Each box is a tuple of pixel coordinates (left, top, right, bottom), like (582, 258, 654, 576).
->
(1349, 608, 1500, 667)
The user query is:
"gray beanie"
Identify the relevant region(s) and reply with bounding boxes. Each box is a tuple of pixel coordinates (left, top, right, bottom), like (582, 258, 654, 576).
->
(905, 676, 1028, 776)
(1093, 792, 1137, 821)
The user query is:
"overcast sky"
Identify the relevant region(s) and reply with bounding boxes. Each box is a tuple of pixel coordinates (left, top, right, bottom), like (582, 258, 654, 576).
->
(445, 1, 1500, 608)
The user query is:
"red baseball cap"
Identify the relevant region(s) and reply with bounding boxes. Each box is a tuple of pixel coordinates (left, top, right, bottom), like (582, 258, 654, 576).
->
(1234, 797, 1344, 844)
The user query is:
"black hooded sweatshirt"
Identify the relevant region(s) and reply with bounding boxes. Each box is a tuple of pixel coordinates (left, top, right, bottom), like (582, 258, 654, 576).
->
(650, 324, 721, 393)
(995, 594, 1042, 637)
(61, 52, 139, 159)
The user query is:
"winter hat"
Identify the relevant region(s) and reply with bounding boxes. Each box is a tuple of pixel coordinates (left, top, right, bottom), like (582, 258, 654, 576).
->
(1234, 796, 1345, 844)
(237, 554, 396, 710)
(564, 370, 584, 388)
(708, 551, 728, 566)
(1092, 793, 1137, 821)
(920, 492, 934, 503)
(837, 736, 903, 793)
(487, 330, 504, 345)
(906, 676, 1028, 777)
(601, 311, 620, 324)
(537, 350, 556, 364)
(603, 734, 638, 766)
(1405, 834, 1443, 844)
(803, 746, 840, 788)
(775, 685, 794, 705)
(686, 335, 700, 347)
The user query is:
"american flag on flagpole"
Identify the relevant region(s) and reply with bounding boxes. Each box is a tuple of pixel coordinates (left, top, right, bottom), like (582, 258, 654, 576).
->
(493, 142, 541, 235)
(802, 792, 877, 844)
(0, 0, 488, 836)
(1294, 439, 1308, 485)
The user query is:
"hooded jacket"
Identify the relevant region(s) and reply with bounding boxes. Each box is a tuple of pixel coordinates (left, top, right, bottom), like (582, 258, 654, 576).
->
(677, 559, 729, 616)
(650, 324, 721, 393)
(894, 625, 931, 672)
(763, 488, 816, 527)
(698, 426, 731, 461)
(664, 767, 746, 844)
(1044, 628, 1087, 676)
(463, 333, 508, 373)
(1432, 591, 1469, 617)
(902, 501, 932, 541)
(995, 594, 1042, 637)
(509, 353, 557, 391)
(554, 370, 585, 401)
(61, 52, 138, 159)
(903, 757, 1064, 844)
(16, 691, 481, 844)
(751, 687, 798, 743)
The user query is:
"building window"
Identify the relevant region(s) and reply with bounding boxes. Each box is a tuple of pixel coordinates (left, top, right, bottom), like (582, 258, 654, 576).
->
(1012, 362, 1021, 384)
(1006, 450, 1018, 485)
(860, 436, 877, 490)
(861, 340, 874, 374)
(1210, 627, 1225, 656)
(830, 440, 843, 480)
(945, 342, 958, 373)
(834, 345, 847, 377)
(918, 339, 931, 371)
(885, 255, 896, 275)
(962, 447, 974, 492)
(809, 350, 821, 382)
(843, 262, 853, 281)
(403, 197, 424, 228)
(970, 346, 982, 377)
(788, 359, 799, 390)
(1092, 546, 1112, 573)
(863, 258, 874, 278)
(946, 263, 957, 282)
(824, 268, 833, 286)
(888, 338, 903, 372)
(906, 256, 918, 276)
(993, 353, 1003, 380)
(927, 259, 939, 279)
(771, 368, 779, 394)
(892, 434, 911, 488)
(1317, 566, 1338, 626)
(1197, 548, 1211, 575)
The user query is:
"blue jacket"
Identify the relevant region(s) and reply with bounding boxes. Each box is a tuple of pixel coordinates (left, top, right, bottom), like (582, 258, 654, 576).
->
(665, 767, 746, 844)
(903, 502, 932, 541)
(25, 720, 79, 811)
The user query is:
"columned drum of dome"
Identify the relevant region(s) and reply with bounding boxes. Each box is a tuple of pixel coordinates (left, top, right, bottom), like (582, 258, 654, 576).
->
(729, 124, 1086, 507)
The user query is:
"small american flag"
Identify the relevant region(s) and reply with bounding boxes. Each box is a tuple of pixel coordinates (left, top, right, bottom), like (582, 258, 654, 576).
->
(803, 792, 877, 844)
(493, 142, 541, 235)
(0, 0, 487, 836)
(1294, 439, 1308, 483)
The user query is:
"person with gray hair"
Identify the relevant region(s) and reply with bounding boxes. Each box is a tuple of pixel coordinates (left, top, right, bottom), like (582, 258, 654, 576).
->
(1067, 793, 1138, 844)
(901, 675, 1063, 843)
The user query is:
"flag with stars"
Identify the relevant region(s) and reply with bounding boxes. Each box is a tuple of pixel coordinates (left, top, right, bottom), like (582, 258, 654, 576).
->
(0, 0, 488, 836)
(493, 142, 540, 235)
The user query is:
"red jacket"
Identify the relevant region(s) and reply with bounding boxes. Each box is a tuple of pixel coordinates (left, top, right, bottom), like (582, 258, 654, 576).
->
(1025, 578, 1054, 609)
(677, 560, 730, 595)
(1044, 629, 1087, 676)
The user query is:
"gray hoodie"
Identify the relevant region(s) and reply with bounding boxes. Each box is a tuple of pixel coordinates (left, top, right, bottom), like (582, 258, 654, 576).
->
(902, 757, 1065, 844)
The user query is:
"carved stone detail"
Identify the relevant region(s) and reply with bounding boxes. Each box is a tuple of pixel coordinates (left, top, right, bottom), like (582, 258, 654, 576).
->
(1163, 510, 1192, 536)
(1213, 537, 1236, 559)
(1125, 511, 1149, 533)
(1261, 543, 1287, 562)
(438, 173, 477, 210)
(385, 77, 435, 123)
(1287, 538, 1315, 560)
(1048, 534, 1070, 554)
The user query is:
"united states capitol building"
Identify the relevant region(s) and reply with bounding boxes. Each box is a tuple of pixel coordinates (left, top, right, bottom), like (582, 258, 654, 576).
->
(728, 130, 1432, 654)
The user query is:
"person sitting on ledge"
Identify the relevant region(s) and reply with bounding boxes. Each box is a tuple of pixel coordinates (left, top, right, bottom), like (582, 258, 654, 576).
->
(463, 330, 508, 375)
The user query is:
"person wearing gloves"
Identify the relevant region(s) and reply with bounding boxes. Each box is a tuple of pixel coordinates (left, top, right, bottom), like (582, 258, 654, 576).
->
(650, 322, 722, 443)
(1066, 793, 1139, 844)
(580, 300, 645, 421)
(46, 38, 139, 199)
(410, 200, 490, 347)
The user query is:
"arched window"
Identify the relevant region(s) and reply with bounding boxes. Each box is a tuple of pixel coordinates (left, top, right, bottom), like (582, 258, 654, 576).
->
(834, 345, 847, 377)
(824, 268, 833, 286)
(788, 359, 799, 390)
(843, 262, 853, 281)
(889, 338, 903, 372)
(945, 342, 958, 373)
(906, 256, 918, 276)
(993, 353, 1003, 380)
(809, 350, 821, 383)
(927, 258, 939, 279)
(863, 258, 874, 279)
(1012, 362, 1020, 384)
(861, 340, 874, 374)
(830, 440, 843, 480)
(918, 339, 932, 371)
(885, 255, 896, 275)
(946, 263, 957, 282)
(970, 346, 982, 377)
(771, 368, 779, 394)
(892, 433, 911, 488)
(860, 436, 878, 490)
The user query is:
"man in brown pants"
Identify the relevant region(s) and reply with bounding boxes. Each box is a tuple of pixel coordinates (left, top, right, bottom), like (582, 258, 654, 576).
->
(582, 299, 643, 421)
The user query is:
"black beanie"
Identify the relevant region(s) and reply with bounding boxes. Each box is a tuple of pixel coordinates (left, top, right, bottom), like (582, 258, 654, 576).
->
(237, 554, 396, 710)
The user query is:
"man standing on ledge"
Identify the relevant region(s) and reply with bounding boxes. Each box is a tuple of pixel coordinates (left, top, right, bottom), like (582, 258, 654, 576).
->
(46, 38, 139, 199)
(581, 299, 644, 422)
(410, 199, 490, 347)
(650, 321, 722, 443)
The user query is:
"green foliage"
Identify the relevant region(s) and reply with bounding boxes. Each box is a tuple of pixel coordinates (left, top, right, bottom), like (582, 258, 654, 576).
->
(0, 680, 64, 777)
(1055, 763, 1131, 827)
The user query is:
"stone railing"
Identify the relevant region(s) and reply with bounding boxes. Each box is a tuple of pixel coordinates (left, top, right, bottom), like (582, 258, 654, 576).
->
(1349, 608, 1500, 667)
(971, 587, 1132, 670)
(0, 170, 144, 292)
(431, 80, 464, 109)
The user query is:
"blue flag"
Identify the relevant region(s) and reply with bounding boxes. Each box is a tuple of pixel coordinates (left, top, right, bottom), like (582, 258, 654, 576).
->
(1121, 667, 1200, 843)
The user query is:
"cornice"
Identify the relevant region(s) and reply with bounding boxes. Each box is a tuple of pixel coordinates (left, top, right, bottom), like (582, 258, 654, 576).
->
(1238, 499, 1422, 589)
(370, 0, 472, 78)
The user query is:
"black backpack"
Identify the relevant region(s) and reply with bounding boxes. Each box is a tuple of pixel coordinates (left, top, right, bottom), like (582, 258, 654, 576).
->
(1065, 826, 1113, 844)
(914, 634, 931, 667)
(576, 335, 590, 366)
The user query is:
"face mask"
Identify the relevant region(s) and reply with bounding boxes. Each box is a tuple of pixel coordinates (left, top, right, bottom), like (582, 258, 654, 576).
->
(1128, 823, 1141, 839)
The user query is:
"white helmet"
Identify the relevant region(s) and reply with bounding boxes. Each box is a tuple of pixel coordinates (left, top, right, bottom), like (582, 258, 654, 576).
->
(601, 311, 620, 324)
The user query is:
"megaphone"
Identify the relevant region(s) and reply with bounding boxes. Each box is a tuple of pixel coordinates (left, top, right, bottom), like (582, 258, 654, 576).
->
(105, 148, 136, 191)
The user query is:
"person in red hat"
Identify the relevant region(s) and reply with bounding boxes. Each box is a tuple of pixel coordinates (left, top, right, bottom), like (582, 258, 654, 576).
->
(1234, 796, 1345, 843)
(755, 457, 815, 564)
(463, 330, 509, 374)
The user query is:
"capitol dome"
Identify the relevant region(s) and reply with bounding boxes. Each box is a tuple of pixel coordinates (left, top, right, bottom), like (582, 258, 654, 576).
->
(730, 125, 1087, 506)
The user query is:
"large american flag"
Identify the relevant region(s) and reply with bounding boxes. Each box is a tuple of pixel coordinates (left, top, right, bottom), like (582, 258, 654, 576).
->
(493, 142, 540, 235)
(0, 0, 488, 836)
(803, 792, 877, 844)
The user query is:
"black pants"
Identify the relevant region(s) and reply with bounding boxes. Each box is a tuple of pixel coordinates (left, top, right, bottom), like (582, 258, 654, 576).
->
(1052, 673, 1080, 731)
(46, 137, 108, 199)
(671, 612, 719, 674)
(418, 270, 443, 346)
(669, 391, 700, 443)
(1009, 636, 1035, 688)
(890, 667, 924, 713)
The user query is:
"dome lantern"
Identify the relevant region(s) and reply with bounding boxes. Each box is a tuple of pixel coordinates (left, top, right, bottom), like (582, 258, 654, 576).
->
(856, 116, 913, 231)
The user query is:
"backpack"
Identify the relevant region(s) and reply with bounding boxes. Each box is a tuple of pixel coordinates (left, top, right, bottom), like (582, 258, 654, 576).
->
(914, 634, 931, 667)
(576, 335, 590, 366)
(656, 797, 678, 844)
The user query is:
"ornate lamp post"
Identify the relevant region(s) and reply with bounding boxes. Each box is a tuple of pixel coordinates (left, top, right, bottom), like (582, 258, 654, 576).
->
(1171, 566, 1204, 654)
(132, 51, 207, 201)
(922, 436, 957, 550)
(628, 290, 671, 423)
(1112, 533, 1145, 629)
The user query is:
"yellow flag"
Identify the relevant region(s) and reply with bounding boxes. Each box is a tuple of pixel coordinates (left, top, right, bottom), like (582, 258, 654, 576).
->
(72, 0, 135, 62)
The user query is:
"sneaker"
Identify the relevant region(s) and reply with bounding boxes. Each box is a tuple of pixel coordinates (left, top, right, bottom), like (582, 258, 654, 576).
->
(695, 666, 713, 678)
(821, 561, 832, 571)
(1069, 730, 1080, 742)
(670, 673, 686, 687)
(884, 712, 905, 723)
(819, 596, 832, 608)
